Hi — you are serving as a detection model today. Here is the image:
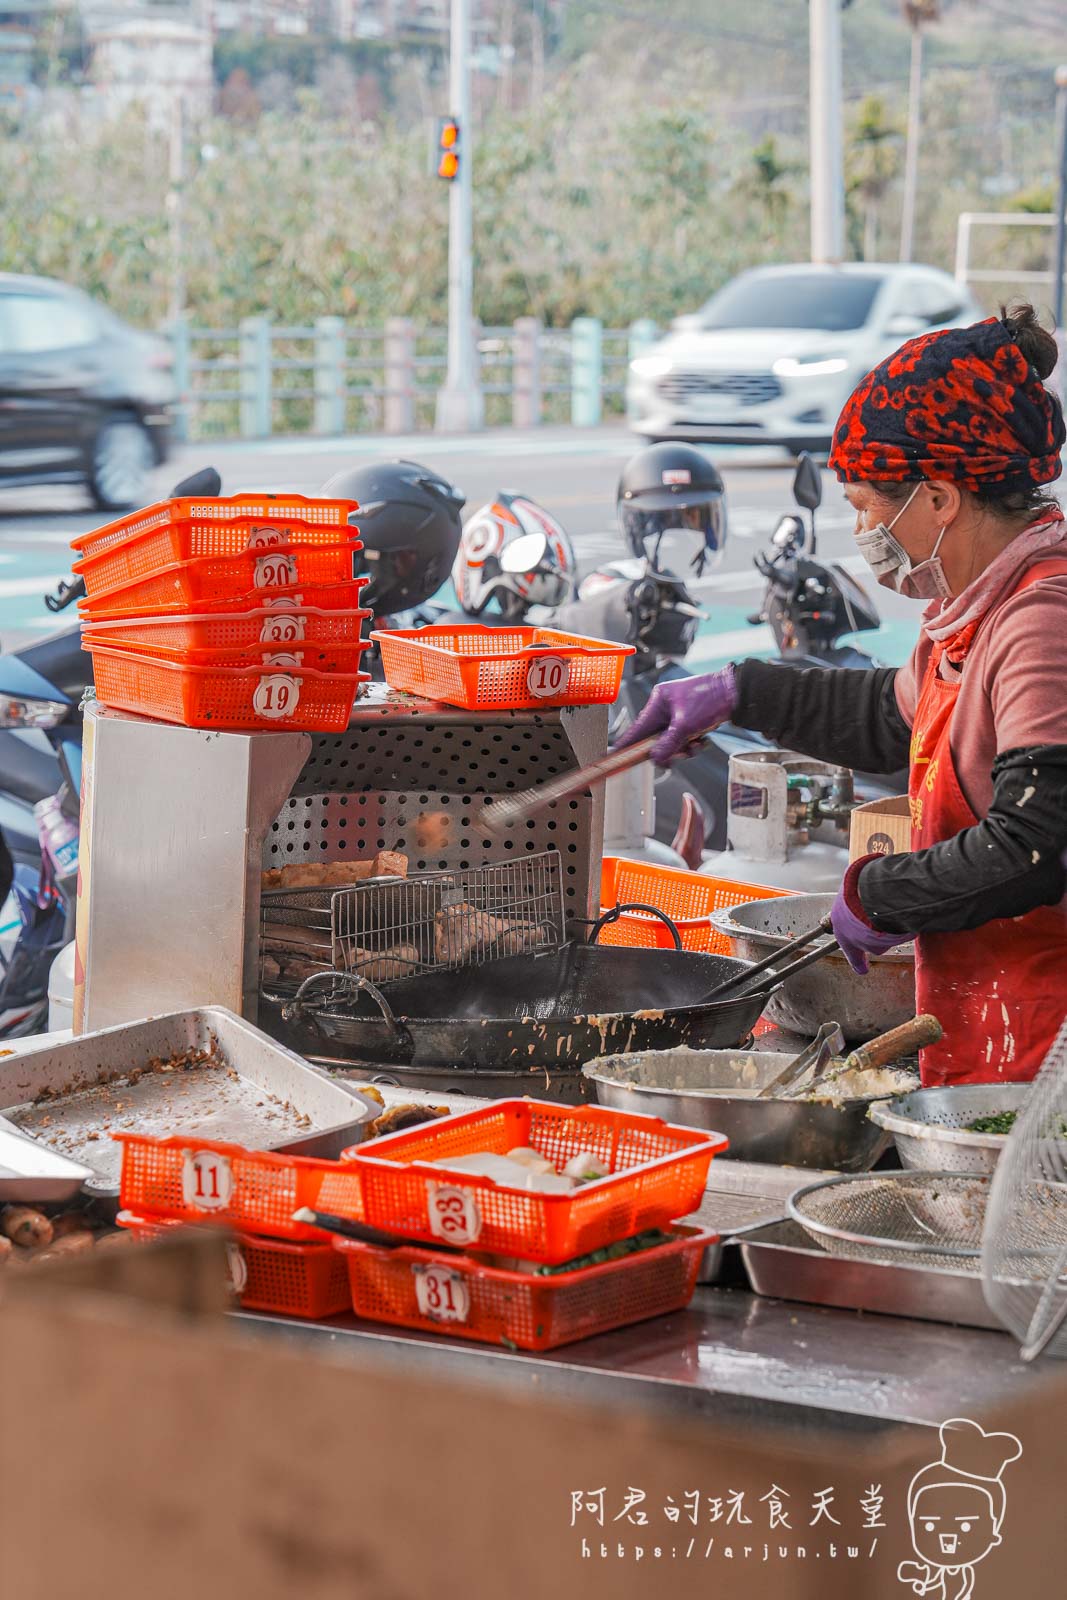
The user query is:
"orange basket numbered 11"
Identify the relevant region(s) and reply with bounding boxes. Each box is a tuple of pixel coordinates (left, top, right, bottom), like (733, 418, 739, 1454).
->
(371, 625, 634, 710)
(597, 856, 791, 956)
(115, 1132, 364, 1241)
(335, 1225, 714, 1352)
(337, 1099, 726, 1265)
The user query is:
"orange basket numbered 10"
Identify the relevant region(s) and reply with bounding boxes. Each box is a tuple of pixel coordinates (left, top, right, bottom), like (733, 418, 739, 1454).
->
(337, 1099, 726, 1265)
(335, 1225, 714, 1352)
(597, 856, 791, 956)
(371, 625, 634, 710)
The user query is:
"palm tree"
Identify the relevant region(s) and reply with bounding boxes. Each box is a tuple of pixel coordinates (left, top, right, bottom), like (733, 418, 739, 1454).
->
(899, 0, 941, 262)
(847, 95, 902, 261)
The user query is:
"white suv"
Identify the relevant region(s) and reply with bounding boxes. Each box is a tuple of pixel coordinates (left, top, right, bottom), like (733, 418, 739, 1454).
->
(627, 263, 981, 454)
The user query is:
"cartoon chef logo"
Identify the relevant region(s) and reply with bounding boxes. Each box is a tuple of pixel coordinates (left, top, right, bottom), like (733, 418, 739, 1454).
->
(898, 1418, 1022, 1600)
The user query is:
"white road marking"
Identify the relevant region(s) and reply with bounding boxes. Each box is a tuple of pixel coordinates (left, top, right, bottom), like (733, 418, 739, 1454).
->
(0, 575, 67, 598)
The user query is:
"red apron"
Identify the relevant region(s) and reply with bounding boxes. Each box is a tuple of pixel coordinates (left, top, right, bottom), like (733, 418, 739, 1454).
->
(910, 559, 1067, 1086)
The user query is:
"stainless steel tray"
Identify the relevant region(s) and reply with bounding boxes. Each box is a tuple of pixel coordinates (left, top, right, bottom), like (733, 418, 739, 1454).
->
(0, 1007, 372, 1197)
(683, 1159, 830, 1282)
(740, 1220, 1007, 1331)
(0, 1117, 93, 1202)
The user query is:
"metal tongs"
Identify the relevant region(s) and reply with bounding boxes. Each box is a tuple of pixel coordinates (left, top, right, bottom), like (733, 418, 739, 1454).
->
(756, 1020, 845, 1100)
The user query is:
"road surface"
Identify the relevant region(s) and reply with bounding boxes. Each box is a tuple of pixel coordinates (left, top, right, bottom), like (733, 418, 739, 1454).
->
(0, 424, 921, 665)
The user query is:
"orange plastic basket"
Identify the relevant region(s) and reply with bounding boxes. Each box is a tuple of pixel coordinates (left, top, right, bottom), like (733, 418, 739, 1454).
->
(337, 1100, 726, 1264)
(371, 625, 634, 710)
(72, 493, 358, 571)
(335, 1224, 713, 1351)
(117, 1212, 351, 1318)
(75, 540, 360, 609)
(82, 625, 370, 675)
(597, 857, 791, 956)
(88, 643, 365, 731)
(80, 576, 368, 624)
(115, 1133, 364, 1240)
(81, 603, 370, 658)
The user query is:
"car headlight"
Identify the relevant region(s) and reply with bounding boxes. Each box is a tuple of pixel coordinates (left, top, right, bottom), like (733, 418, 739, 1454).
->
(772, 355, 849, 378)
(630, 355, 674, 379)
(0, 693, 68, 729)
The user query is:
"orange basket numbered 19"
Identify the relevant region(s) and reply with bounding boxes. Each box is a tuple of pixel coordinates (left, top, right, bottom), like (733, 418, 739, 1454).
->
(117, 1211, 351, 1319)
(371, 625, 634, 710)
(597, 856, 791, 956)
(337, 1100, 726, 1265)
(87, 644, 366, 732)
(335, 1225, 714, 1352)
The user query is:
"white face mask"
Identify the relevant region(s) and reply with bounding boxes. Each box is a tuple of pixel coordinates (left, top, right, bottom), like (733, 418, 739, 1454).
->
(854, 483, 952, 602)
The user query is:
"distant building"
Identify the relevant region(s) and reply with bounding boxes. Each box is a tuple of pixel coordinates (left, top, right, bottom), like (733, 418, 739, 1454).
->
(89, 14, 211, 123)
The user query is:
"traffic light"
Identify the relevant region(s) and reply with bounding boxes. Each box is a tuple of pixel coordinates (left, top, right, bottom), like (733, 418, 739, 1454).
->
(437, 116, 460, 181)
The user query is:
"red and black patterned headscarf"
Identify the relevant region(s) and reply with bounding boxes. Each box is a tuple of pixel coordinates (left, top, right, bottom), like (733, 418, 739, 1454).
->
(828, 316, 1065, 493)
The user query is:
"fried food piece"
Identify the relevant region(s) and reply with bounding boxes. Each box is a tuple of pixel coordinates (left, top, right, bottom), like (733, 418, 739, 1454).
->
(366, 1104, 451, 1139)
(261, 852, 408, 892)
(2, 1206, 53, 1249)
(434, 903, 539, 963)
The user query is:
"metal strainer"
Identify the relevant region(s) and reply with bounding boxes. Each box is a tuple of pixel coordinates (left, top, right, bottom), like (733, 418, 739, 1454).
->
(869, 1084, 1031, 1175)
(787, 1171, 990, 1273)
(982, 1020, 1067, 1361)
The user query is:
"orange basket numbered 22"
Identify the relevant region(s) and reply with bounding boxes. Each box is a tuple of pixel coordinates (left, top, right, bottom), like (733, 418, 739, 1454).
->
(371, 625, 634, 710)
(597, 856, 791, 956)
(336, 1099, 726, 1265)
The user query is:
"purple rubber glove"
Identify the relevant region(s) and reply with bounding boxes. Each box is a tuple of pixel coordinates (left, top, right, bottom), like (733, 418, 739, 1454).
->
(830, 856, 912, 975)
(614, 665, 739, 764)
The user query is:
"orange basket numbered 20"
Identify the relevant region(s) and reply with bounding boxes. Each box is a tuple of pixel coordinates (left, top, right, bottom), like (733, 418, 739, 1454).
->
(335, 1224, 714, 1352)
(597, 856, 791, 956)
(337, 1100, 726, 1265)
(71, 493, 360, 599)
(371, 625, 634, 710)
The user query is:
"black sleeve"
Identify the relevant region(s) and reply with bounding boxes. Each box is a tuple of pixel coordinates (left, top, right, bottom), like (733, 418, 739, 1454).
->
(733, 658, 911, 775)
(858, 745, 1067, 934)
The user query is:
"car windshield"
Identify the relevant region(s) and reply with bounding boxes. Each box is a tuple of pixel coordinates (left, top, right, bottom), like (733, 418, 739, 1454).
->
(699, 273, 884, 333)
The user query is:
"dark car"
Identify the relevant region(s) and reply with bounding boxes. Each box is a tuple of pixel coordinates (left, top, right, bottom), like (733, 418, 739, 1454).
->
(0, 273, 173, 510)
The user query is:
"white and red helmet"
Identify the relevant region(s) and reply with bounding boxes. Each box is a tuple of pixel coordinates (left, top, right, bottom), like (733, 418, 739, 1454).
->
(453, 493, 576, 619)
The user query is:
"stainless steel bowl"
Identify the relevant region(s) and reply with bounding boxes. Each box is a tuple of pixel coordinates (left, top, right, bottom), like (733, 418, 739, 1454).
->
(709, 891, 915, 1043)
(582, 1046, 893, 1173)
(869, 1084, 1031, 1175)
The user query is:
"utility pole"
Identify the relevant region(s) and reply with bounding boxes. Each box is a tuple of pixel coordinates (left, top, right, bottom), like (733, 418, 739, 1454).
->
(898, 19, 924, 261)
(166, 94, 186, 326)
(1053, 64, 1067, 401)
(435, 0, 484, 433)
(809, 0, 845, 263)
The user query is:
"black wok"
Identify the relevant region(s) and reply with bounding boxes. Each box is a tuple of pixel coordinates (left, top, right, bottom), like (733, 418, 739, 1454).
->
(281, 943, 777, 1070)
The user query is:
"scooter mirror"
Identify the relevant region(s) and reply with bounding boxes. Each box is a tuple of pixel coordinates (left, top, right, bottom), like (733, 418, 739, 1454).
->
(771, 514, 806, 553)
(792, 452, 822, 512)
(499, 531, 548, 574)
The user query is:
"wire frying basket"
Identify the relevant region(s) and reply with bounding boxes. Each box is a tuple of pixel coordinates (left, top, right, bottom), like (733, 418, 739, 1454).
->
(787, 1171, 991, 1273)
(982, 1019, 1067, 1360)
(260, 849, 566, 1003)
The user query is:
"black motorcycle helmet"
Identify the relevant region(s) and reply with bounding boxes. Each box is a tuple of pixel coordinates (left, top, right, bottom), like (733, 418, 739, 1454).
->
(617, 443, 727, 572)
(319, 459, 465, 614)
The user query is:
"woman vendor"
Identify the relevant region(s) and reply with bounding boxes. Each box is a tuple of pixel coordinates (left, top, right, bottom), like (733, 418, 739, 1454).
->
(619, 306, 1067, 1086)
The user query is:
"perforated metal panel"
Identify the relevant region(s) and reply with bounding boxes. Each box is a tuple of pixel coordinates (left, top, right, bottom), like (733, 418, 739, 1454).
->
(262, 689, 607, 929)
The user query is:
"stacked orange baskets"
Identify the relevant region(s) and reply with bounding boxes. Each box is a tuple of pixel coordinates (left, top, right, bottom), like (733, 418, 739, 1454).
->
(74, 494, 371, 733)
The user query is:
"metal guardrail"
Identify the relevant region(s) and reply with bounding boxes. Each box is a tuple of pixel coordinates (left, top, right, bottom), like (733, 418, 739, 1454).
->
(167, 315, 661, 440)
